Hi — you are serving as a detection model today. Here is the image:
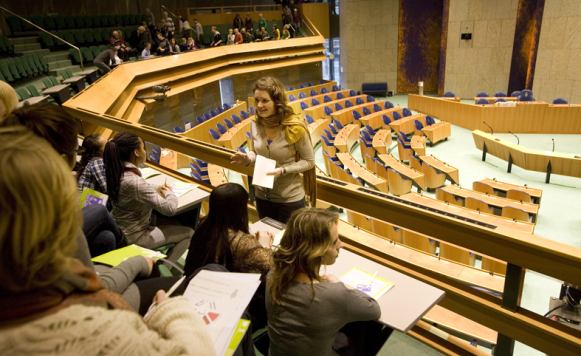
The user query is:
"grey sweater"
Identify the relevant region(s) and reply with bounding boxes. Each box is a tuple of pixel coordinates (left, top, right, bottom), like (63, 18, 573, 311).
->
(247, 121, 315, 203)
(266, 281, 380, 356)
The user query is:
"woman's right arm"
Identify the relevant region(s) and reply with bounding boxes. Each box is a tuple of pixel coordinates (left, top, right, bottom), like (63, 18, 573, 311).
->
(133, 176, 178, 216)
(336, 283, 381, 322)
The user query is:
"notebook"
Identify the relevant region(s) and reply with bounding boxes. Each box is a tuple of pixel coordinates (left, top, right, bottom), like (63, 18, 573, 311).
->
(91, 244, 166, 267)
(340, 267, 395, 300)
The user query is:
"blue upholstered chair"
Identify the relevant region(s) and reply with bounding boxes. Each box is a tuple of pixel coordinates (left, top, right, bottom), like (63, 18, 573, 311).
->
(224, 119, 234, 129)
(349, 89, 357, 96)
(399, 132, 410, 143)
(425, 116, 436, 126)
(321, 87, 328, 94)
(392, 112, 401, 121)
(323, 129, 335, 141)
(476, 92, 488, 97)
(336, 92, 344, 99)
(352, 111, 361, 121)
(204, 112, 212, 121)
(216, 123, 227, 134)
(194, 159, 208, 168)
(345, 100, 353, 108)
(332, 85, 340, 91)
(217, 107, 224, 114)
(323, 95, 332, 103)
(329, 124, 338, 135)
(384, 101, 394, 109)
(173, 126, 185, 133)
(494, 92, 507, 97)
(362, 107, 371, 115)
(335, 103, 343, 111)
(324, 106, 333, 116)
(299, 92, 307, 99)
(402, 108, 412, 117)
(321, 135, 333, 148)
(414, 120, 424, 131)
(310, 89, 317, 96)
(355, 97, 364, 105)
(365, 125, 376, 136)
(288, 94, 296, 101)
(196, 116, 205, 124)
(382, 114, 391, 125)
(476, 98, 489, 105)
(209, 128, 221, 140)
(240, 110, 249, 119)
(332, 119, 344, 129)
(518, 89, 534, 102)
(495, 98, 506, 103)
(305, 114, 314, 124)
(231, 114, 242, 124)
(366, 95, 375, 102)
(311, 98, 320, 106)
(300, 102, 308, 110)
(510, 90, 521, 97)
(148, 145, 161, 164)
(373, 103, 382, 112)
(443, 91, 455, 97)
(223, 103, 231, 110)
(553, 98, 568, 104)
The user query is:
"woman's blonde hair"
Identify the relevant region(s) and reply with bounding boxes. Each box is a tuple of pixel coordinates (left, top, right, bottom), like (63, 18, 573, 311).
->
(0, 126, 80, 293)
(268, 208, 338, 304)
(0, 80, 18, 120)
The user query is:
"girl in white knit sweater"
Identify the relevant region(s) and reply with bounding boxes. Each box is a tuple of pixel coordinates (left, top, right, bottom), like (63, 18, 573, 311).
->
(0, 127, 215, 356)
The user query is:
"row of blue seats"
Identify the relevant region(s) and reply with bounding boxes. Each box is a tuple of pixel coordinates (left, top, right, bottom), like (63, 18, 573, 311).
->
(208, 108, 255, 140)
(446, 89, 568, 104)
(351, 101, 398, 121)
(288, 85, 343, 101)
(173, 103, 234, 133)
(190, 159, 210, 183)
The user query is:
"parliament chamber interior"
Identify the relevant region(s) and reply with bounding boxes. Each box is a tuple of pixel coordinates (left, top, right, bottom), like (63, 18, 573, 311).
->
(0, 0, 580, 355)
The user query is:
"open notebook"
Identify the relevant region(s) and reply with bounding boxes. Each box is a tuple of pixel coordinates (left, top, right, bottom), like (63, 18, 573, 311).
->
(340, 267, 395, 300)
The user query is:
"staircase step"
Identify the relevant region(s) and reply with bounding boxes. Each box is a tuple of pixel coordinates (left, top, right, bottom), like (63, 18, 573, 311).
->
(9, 36, 39, 45)
(51, 65, 82, 77)
(17, 48, 51, 56)
(44, 50, 71, 62)
(48, 59, 73, 71)
(14, 43, 42, 52)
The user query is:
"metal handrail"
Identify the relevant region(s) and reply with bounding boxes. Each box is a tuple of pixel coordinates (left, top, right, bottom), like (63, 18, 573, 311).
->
(0, 6, 84, 70)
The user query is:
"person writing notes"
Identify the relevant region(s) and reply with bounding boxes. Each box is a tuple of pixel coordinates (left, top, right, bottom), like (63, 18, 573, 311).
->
(103, 132, 192, 263)
(266, 208, 391, 355)
(231, 76, 315, 223)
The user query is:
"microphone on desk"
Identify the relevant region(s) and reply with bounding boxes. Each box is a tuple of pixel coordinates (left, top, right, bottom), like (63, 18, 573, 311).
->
(508, 131, 520, 145)
(136, 94, 167, 102)
(552, 138, 556, 152)
(483, 121, 494, 135)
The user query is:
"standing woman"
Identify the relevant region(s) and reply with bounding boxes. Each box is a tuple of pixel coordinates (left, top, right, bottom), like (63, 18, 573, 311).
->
(266, 208, 389, 356)
(103, 131, 193, 262)
(231, 76, 315, 223)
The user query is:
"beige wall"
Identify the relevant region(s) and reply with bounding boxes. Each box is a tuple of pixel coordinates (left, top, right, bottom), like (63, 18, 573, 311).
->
(532, 0, 581, 104)
(339, 0, 399, 93)
(444, 0, 518, 98)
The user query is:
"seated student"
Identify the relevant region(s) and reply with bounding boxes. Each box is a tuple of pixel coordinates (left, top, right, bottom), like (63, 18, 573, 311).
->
(104, 131, 193, 263)
(184, 182, 273, 277)
(77, 133, 108, 194)
(141, 42, 152, 58)
(0, 103, 158, 310)
(267, 208, 389, 356)
(0, 126, 215, 355)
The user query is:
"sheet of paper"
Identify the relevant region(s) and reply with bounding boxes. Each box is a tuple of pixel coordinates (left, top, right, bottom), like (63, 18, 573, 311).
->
(252, 155, 276, 189)
(171, 180, 198, 197)
(140, 167, 161, 180)
(91, 244, 166, 266)
(340, 267, 395, 300)
(249, 217, 286, 247)
(183, 270, 261, 356)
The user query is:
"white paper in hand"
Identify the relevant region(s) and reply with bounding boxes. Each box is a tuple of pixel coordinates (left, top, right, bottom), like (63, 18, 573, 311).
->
(253, 155, 276, 189)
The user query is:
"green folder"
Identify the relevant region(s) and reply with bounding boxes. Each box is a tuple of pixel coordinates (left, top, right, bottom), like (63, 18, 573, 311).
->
(80, 187, 108, 207)
(91, 244, 166, 267)
(225, 319, 251, 356)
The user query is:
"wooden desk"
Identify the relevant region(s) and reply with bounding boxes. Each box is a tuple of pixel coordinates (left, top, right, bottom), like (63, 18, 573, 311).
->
(421, 121, 451, 145)
(337, 152, 388, 192)
(218, 118, 252, 149)
(389, 113, 427, 135)
(62, 75, 87, 92)
(77, 68, 99, 84)
(473, 97, 517, 104)
(410, 135, 426, 156)
(437, 185, 539, 222)
(419, 155, 459, 185)
(360, 107, 404, 129)
(41, 84, 71, 105)
(477, 178, 542, 204)
(378, 154, 427, 191)
(145, 170, 210, 214)
(325, 248, 444, 332)
(330, 100, 390, 126)
(372, 129, 392, 154)
(334, 124, 360, 152)
(207, 164, 228, 186)
(409, 94, 581, 133)
(18, 95, 50, 107)
(472, 130, 581, 183)
(303, 95, 367, 121)
(308, 117, 331, 146)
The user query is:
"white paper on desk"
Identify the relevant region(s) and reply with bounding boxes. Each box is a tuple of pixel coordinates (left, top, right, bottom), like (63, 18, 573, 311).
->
(183, 270, 261, 356)
(140, 167, 161, 180)
(249, 217, 286, 247)
(252, 155, 276, 189)
(171, 180, 198, 197)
